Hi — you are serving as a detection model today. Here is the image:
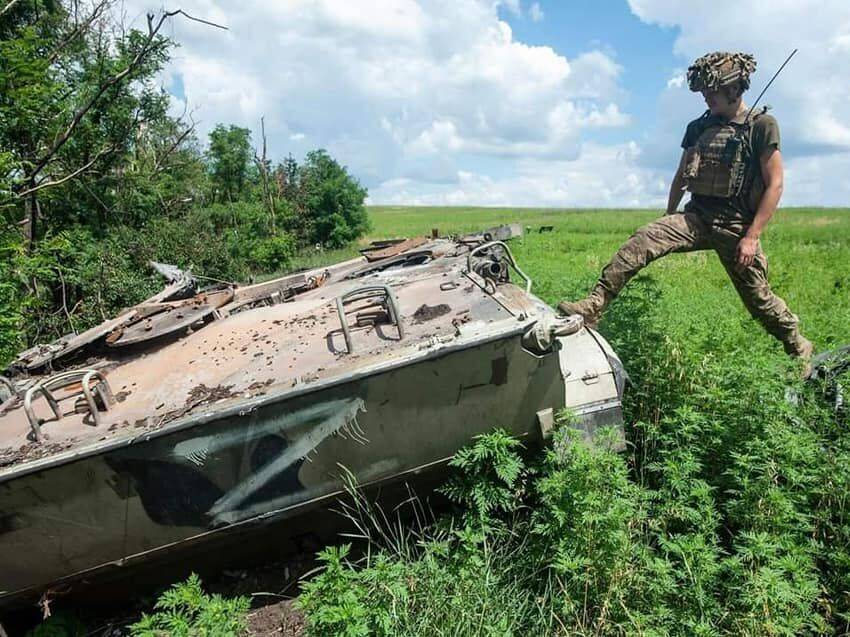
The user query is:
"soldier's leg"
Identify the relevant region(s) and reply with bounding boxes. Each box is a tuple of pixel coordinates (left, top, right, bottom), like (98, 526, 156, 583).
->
(712, 228, 812, 357)
(559, 213, 709, 327)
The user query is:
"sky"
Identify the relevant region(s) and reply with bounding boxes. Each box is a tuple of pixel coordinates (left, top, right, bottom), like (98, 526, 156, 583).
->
(123, 0, 850, 208)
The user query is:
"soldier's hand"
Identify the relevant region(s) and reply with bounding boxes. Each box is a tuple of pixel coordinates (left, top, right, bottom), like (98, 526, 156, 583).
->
(736, 236, 759, 267)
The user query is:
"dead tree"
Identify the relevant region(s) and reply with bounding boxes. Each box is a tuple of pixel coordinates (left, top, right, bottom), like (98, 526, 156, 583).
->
(254, 116, 277, 234)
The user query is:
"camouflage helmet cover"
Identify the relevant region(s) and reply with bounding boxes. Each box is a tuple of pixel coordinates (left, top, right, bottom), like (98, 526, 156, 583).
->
(687, 51, 757, 92)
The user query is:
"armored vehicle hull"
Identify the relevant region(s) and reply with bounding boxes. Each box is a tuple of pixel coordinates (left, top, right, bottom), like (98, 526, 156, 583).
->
(0, 234, 625, 607)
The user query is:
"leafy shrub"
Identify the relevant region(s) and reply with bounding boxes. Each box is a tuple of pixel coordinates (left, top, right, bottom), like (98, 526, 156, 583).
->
(300, 347, 849, 636)
(440, 428, 526, 523)
(129, 573, 249, 637)
(299, 150, 369, 248)
(250, 234, 296, 272)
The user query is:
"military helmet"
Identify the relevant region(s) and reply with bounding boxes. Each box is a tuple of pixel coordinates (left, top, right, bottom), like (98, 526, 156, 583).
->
(687, 51, 756, 92)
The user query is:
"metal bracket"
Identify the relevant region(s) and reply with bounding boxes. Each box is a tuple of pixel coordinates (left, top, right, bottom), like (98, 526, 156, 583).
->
(537, 407, 555, 440)
(335, 285, 404, 354)
(466, 241, 532, 294)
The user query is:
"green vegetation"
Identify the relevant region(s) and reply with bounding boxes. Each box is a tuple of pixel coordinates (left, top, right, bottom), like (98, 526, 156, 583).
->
(129, 574, 250, 637)
(0, 0, 368, 365)
(292, 205, 850, 635)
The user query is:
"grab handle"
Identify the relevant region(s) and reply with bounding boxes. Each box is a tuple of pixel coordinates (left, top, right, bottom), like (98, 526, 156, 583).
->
(335, 285, 404, 354)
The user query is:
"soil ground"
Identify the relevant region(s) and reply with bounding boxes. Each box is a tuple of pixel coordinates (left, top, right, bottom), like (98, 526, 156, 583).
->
(246, 599, 305, 636)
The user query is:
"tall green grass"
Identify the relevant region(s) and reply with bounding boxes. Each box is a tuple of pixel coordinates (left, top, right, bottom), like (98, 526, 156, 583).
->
(297, 207, 850, 636)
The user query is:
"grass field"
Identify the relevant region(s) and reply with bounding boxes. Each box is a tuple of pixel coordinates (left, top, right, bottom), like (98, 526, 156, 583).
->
(360, 206, 850, 354)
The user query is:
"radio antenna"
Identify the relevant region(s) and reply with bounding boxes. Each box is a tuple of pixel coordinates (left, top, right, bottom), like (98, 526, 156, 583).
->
(745, 48, 797, 122)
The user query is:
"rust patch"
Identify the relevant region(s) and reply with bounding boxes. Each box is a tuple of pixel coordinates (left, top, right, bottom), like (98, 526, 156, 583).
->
(0, 440, 75, 468)
(412, 303, 451, 324)
(362, 236, 428, 262)
(186, 384, 239, 407)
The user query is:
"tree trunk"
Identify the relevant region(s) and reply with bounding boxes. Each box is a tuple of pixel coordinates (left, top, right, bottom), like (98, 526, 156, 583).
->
(23, 179, 39, 252)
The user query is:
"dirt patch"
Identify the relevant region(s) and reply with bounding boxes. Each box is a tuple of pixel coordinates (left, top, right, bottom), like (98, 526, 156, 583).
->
(143, 383, 241, 430)
(412, 303, 451, 323)
(205, 555, 315, 636)
(246, 600, 305, 636)
(247, 378, 275, 392)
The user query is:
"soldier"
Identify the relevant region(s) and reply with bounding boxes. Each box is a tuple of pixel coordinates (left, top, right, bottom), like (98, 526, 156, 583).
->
(559, 51, 813, 368)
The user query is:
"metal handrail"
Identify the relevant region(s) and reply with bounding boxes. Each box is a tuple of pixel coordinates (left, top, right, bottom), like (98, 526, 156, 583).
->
(335, 285, 404, 354)
(81, 370, 116, 425)
(466, 240, 532, 294)
(23, 369, 115, 442)
(0, 376, 17, 413)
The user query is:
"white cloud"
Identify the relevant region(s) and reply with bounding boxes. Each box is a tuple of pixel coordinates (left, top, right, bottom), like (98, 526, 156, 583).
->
(666, 71, 684, 89)
(111, 1, 850, 207)
(529, 2, 544, 22)
(122, 0, 634, 201)
(497, 0, 522, 17)
(370, 141, 669, 207)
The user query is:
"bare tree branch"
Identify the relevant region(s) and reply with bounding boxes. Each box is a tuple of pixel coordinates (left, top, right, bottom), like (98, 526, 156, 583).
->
(253, 116, 276, 233)
(48, 0, 111, 64)
(16, 145, 117, 198)
(0, 0, 23, 19)
(26, 9, 225, 185)
(56, 266, 77, 334)
(153, 121, 196, 173)
(168, 9, 228, 30)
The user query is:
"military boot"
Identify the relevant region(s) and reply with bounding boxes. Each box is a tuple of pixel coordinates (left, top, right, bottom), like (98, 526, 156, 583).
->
(783, 333, 815, 378)
(557, 287, 611, 329)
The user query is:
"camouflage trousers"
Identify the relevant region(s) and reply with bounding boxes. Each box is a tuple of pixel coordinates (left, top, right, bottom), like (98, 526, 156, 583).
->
(595, 212, 804, 353)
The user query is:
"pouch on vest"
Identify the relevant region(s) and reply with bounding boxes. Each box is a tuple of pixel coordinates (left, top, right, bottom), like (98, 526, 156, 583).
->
(684, 124, 748, 198)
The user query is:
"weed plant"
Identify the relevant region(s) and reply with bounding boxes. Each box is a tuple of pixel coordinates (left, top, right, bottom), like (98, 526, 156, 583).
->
(128, 574, 250, 637)
(297, 207, 850, 636)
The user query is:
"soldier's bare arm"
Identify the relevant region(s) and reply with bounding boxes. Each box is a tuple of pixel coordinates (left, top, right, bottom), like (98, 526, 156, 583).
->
(736, 148, 784, 266)
(666, 150, 688, 214)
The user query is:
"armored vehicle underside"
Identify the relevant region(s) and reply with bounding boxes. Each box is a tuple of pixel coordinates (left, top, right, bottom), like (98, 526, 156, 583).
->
(0, 230, 626, 606)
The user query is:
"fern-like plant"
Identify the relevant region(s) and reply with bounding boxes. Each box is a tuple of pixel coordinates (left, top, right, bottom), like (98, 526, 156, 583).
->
(129, 573, 250, 637)
(439, 428, 526, 525)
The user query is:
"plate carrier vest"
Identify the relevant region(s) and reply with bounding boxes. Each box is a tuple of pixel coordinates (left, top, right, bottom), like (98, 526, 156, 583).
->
(683, 107, 768, 199)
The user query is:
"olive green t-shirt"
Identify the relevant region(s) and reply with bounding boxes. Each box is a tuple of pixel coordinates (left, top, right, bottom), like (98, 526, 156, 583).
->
(681, 110, 781, 226)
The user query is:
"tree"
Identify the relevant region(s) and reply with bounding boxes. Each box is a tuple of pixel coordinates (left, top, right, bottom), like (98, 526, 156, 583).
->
(0, 1, 205, 246)
(207, 124, 252, 203)
(0, 1, 219, 356)
(298, 149, 369, 248)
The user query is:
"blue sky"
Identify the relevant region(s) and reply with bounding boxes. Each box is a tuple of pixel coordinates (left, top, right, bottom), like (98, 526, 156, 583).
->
(506, 1, 678, 143)
(134, 0, 850, 207)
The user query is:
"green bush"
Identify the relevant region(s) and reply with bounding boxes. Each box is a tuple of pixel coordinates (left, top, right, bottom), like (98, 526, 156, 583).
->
(24, 612, 87, 637)
(250, 234, 296, 272)
(299, 150, 370, 248)
(129, 573, 249, 637)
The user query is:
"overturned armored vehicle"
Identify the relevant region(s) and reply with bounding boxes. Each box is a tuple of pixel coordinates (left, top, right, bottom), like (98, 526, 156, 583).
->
(0, 229, 626, 607)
